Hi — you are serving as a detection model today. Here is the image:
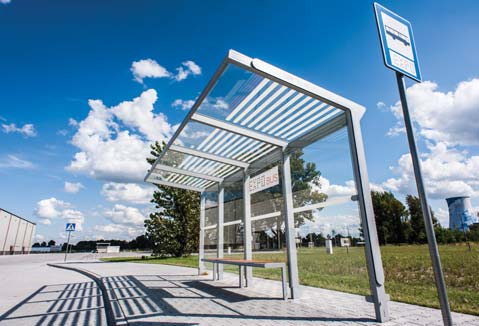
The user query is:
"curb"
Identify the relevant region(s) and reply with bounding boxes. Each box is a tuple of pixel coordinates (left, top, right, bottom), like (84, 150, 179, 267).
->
(47, 263, 120, 326)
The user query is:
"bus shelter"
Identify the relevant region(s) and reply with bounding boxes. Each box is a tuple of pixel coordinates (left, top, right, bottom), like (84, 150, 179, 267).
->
(145, 50, 389, 322)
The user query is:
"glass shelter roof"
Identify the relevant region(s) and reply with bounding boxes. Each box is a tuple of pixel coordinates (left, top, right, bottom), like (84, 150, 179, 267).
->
(145, 50, 365, 192)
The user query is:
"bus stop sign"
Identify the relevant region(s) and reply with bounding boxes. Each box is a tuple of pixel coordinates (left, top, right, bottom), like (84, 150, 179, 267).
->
(374, 2, 422, 82)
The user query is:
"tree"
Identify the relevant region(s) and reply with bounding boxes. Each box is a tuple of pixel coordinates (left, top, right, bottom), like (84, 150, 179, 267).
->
(129, 235, 153, 250)
(290, 150, 328, 225)
(371, 191, 410, 244)
(406, 195, 438, 243)
(48, 240, 56, 247)
(251, 150, 327, 246)
(32, 242, 40, 248)
(40, 241, 47, 247)
(145, 142, 200, 258)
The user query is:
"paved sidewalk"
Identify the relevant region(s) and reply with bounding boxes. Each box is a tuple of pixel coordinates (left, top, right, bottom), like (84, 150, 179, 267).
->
(0, 253, 92, 318)
(48, 262, 479, 326)
(0, 252, 148, 325)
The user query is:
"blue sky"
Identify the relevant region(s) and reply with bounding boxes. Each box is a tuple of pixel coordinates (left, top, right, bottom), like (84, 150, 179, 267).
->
(1, 0, 478, 243)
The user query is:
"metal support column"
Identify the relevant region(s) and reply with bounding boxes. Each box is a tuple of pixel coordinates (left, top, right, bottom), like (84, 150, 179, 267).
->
(217, 184, 224, 279)
(198, 192, 206, 275)
(282, 152, 300, 299)
(396, 72, 452, 326)
(347, 112, 389, 322)
(243, 172, 253, 286)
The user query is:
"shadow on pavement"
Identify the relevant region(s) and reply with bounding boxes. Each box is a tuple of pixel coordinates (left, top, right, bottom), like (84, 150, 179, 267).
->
(0, 273, 375, 325)
(0, 281, 106, 325)
(103, 274, 376, 325)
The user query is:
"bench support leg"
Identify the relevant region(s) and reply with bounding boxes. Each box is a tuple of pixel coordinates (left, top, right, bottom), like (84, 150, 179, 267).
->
(239, 265, 244, 288)
(281, 266, 288, 300)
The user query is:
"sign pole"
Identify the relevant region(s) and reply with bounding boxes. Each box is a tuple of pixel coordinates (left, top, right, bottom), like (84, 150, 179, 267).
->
(396, 72, 452, 326)
(64, 230, 71, 262)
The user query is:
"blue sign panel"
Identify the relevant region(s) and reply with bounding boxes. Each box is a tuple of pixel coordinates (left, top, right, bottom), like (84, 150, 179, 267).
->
(65, 223, 76, 232)
(374, 3, 422, 82)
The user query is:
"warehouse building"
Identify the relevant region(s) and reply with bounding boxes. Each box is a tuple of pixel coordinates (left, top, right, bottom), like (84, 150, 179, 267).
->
(0, 208, 36, 255)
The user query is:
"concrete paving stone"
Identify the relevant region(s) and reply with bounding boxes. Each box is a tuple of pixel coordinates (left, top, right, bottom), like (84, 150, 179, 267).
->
(2, 256, 479, 326)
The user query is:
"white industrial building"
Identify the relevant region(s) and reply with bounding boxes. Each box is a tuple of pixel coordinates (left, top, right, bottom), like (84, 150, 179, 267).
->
(0, 208, 36, 255)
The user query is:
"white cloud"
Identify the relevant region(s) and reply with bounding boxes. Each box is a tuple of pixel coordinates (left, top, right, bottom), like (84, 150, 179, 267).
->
(376, 101, 387, 111)
(94, 224, 125, 233)
(57, 129, 68, 136)
(370, 183, 386, 193)
(387, 79, 479, 146)
(68, 118, 78, 127)
(101, 182, 154, 204)
(131, 58, 201, 84)
(67, 89, 174, 182)
(381, 78, 479, 205)
(104, 204, 146, 226)
(35, 197, 65, 219)
(0, 0, 12, 4)
(0, 155, 34, 169)
(111, 89, 173, 142)
(174, 60, 202, 81)
(316, 177, 356, 197)
(1, 123, 37, 137)
(213, 99, 229, 109)
(94, 224, 144, 239)
(64, 182, 84, 193)
(435, 207, 450, 227)
(131, 59, 171, 84)
(386, 123, 405, 137)
(35, 234, 44, 241)
(34, 197, 84, 229)
(182, 60, 201, 75)
(383, 142, 479, 199)
(172, 99, 195, 111)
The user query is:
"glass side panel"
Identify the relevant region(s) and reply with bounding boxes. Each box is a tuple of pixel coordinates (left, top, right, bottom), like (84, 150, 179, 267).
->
(224, 224, 244, 251)
(287, 124, 369, 297)
(250, 161, 283, 218)
(295, 202, 370, 295)
(205, 191, 218, 227)
(223, 178, 244, 224)
(291, 126, 356, 209)
(195, 63, 346, 143)
(204, 228, 217, 270)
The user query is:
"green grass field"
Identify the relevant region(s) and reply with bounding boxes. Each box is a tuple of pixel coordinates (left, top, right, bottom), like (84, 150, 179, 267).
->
(102, 243, 479, 315)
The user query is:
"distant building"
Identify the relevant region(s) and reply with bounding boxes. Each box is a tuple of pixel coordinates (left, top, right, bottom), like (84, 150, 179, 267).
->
(96, 242, 120, 253)
(0, 208, 36, 255)
(340, 237, 351, 247)
(31, 245, 62, 253)
(446, 196, 477, 231)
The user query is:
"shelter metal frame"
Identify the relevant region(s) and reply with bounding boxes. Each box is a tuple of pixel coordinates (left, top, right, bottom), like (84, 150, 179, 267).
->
(145, 50, 389, 322)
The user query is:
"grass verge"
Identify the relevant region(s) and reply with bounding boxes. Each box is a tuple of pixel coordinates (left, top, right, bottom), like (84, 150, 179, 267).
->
(101, 243, 479, 315)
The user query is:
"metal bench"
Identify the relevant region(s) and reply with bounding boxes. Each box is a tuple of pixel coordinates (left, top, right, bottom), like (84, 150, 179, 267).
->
(202, 258, 288, 300)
